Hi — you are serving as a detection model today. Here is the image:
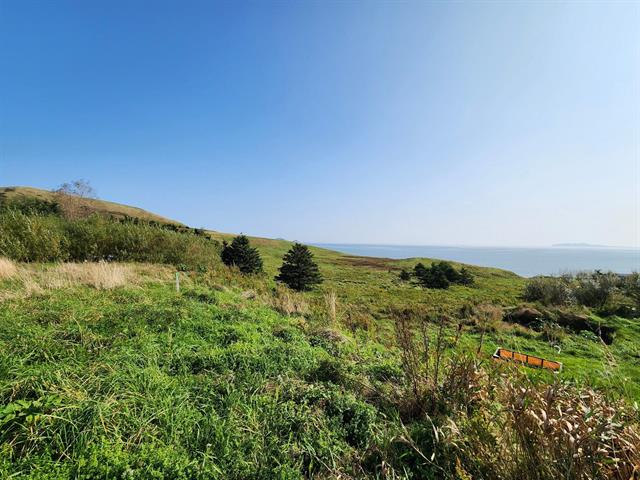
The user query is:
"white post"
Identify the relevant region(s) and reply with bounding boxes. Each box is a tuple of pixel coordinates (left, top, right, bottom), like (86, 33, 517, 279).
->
(175, 272, 180, 292)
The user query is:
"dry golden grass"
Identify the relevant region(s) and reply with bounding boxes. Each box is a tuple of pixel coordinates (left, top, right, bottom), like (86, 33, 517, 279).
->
(0, 257, 18, 280)
(0, 261, 173, 301)
(324, 290, 338, 324)
(48, 262, 131, 289)
(266, 285, 309, 317)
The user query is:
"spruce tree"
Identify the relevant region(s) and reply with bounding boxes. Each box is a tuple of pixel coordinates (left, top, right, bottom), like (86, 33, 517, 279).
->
(276, 243, 323, 291)
(220, 235, 263, 274)
(413, 262, 428, 279)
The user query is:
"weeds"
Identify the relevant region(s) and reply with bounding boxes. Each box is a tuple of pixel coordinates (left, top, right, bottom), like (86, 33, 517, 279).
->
(0, 257, 17, 280)
(389, 309, 640, 479)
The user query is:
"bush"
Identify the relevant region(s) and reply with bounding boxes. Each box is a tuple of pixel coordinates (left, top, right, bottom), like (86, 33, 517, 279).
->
(0, 211, 220, 267)
(413, 261, 473, 289)
(623, 272, 640, 310)
(523, 276, 573, 305)
(573, 270, 620, 309)
(0, 211, 68, 262)
(220, 235, 263, 274)
(0, 197, 60, 215)
(276, 243, 323, 291)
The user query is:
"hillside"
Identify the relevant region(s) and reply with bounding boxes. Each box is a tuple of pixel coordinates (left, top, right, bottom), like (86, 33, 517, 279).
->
(0, 186, 182, 225)
(0, 188, 638, 478)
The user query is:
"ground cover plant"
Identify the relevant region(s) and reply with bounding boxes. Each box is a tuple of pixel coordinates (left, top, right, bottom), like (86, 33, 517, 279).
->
(0, 256, 638, 479)
(0, 193, 639, 478)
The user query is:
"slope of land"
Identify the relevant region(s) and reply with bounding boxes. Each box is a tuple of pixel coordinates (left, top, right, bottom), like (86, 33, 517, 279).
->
(0, 186, 182, 225)
(0, 188, 638, 478)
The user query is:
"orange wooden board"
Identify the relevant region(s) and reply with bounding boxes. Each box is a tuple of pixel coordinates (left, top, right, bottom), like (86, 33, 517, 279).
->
(493, 348, 562, 372)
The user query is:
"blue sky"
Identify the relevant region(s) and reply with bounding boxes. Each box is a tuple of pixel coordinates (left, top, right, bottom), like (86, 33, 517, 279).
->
(1, 1, 638, 247)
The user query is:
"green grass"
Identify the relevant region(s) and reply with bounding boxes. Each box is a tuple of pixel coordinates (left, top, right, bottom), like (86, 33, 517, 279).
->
(211, 233, 640, 399)
(0, 283, 397, 478)
(0, 190, 638, 477)
(1, 271, 637, 478)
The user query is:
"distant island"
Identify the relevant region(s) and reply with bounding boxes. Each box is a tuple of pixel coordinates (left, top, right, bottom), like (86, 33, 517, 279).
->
(553, 243, 621, 248)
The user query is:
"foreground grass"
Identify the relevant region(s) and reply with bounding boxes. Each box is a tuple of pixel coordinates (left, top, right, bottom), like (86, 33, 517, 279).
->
(1, 261, 639, 478)
(1, 282, 399, 478)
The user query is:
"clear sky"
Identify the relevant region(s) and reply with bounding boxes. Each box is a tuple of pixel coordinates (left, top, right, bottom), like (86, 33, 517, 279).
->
(1, 1, 638, 247)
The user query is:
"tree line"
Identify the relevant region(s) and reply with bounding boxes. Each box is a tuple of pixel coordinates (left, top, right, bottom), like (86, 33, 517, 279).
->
(399, 261, 474, 289)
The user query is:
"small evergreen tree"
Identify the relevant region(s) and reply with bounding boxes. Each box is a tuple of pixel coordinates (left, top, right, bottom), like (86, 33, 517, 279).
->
(420, 265, 450, 289)
(413, 262, 428, 279)
(399, 269, 411, 281)
(276, 243, 323, 291)
(412, 261, 473, 289)
(220, 235, 263, 274)
(458, 267, 475, 286)
(435, 261, 461, 283)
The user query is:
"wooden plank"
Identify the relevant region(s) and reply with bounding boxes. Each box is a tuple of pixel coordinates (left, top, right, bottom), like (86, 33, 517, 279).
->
(492, 348, 562, 372)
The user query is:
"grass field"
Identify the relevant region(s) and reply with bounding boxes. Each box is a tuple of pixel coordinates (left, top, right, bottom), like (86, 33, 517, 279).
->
(0, 194, 638, 478)
(208, 232, 640, 400)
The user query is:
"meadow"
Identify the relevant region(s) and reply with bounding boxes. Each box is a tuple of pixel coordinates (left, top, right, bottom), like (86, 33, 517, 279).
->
(0, 195, 638, 478)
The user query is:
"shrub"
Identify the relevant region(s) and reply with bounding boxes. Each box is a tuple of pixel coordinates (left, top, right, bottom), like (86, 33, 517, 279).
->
(399, 269, 411, 281)
(0, 197, 60, 215)
(523, 276, 573, 305)
(413, 261, 473, 289)
(0, 211, 220, 267)
(388, 315, 640, 479)
(539, 320, 565, 344)
(220, 235, 263, 274)
(622, 272, 639, 310)
(275, 243, 323, 291)
(0, 211, 68, 262)
(573, 270, 620, 309)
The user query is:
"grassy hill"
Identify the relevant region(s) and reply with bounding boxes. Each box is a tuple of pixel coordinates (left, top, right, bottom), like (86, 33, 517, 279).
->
(0, 186, 182, 225)
(0, 188, 638, 478)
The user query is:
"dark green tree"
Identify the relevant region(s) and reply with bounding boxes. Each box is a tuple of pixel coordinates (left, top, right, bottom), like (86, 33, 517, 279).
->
(419, 265, 450, 289)
(435, 261, 461, 283)
(276, 243, 323, 291)
(220, 235, 263, 274)
(399, 269, 411, 281)
(413, 262, 428, 279)
(412, 261, 473, 289)
(458, 267, 475, 286)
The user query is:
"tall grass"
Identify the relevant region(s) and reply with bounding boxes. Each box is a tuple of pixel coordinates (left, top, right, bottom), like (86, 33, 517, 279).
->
(0, 211, 220, 268)
(388, 308, 640, 479)
(0, 257, 17, 280)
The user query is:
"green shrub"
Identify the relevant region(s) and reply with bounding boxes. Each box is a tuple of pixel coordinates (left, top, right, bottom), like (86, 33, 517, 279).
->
(0, 211, 68, 262)
(412, 261, 473, 289)
(0, 212, 220, 267)
(523, 276, 573, 305)
(622, 272, 640, 310)
(0, 197, 60, 216)
(573, 271, 620, 308)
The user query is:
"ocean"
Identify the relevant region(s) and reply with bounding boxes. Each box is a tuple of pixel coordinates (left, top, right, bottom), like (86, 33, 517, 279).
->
(312, 244, 640, 277)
